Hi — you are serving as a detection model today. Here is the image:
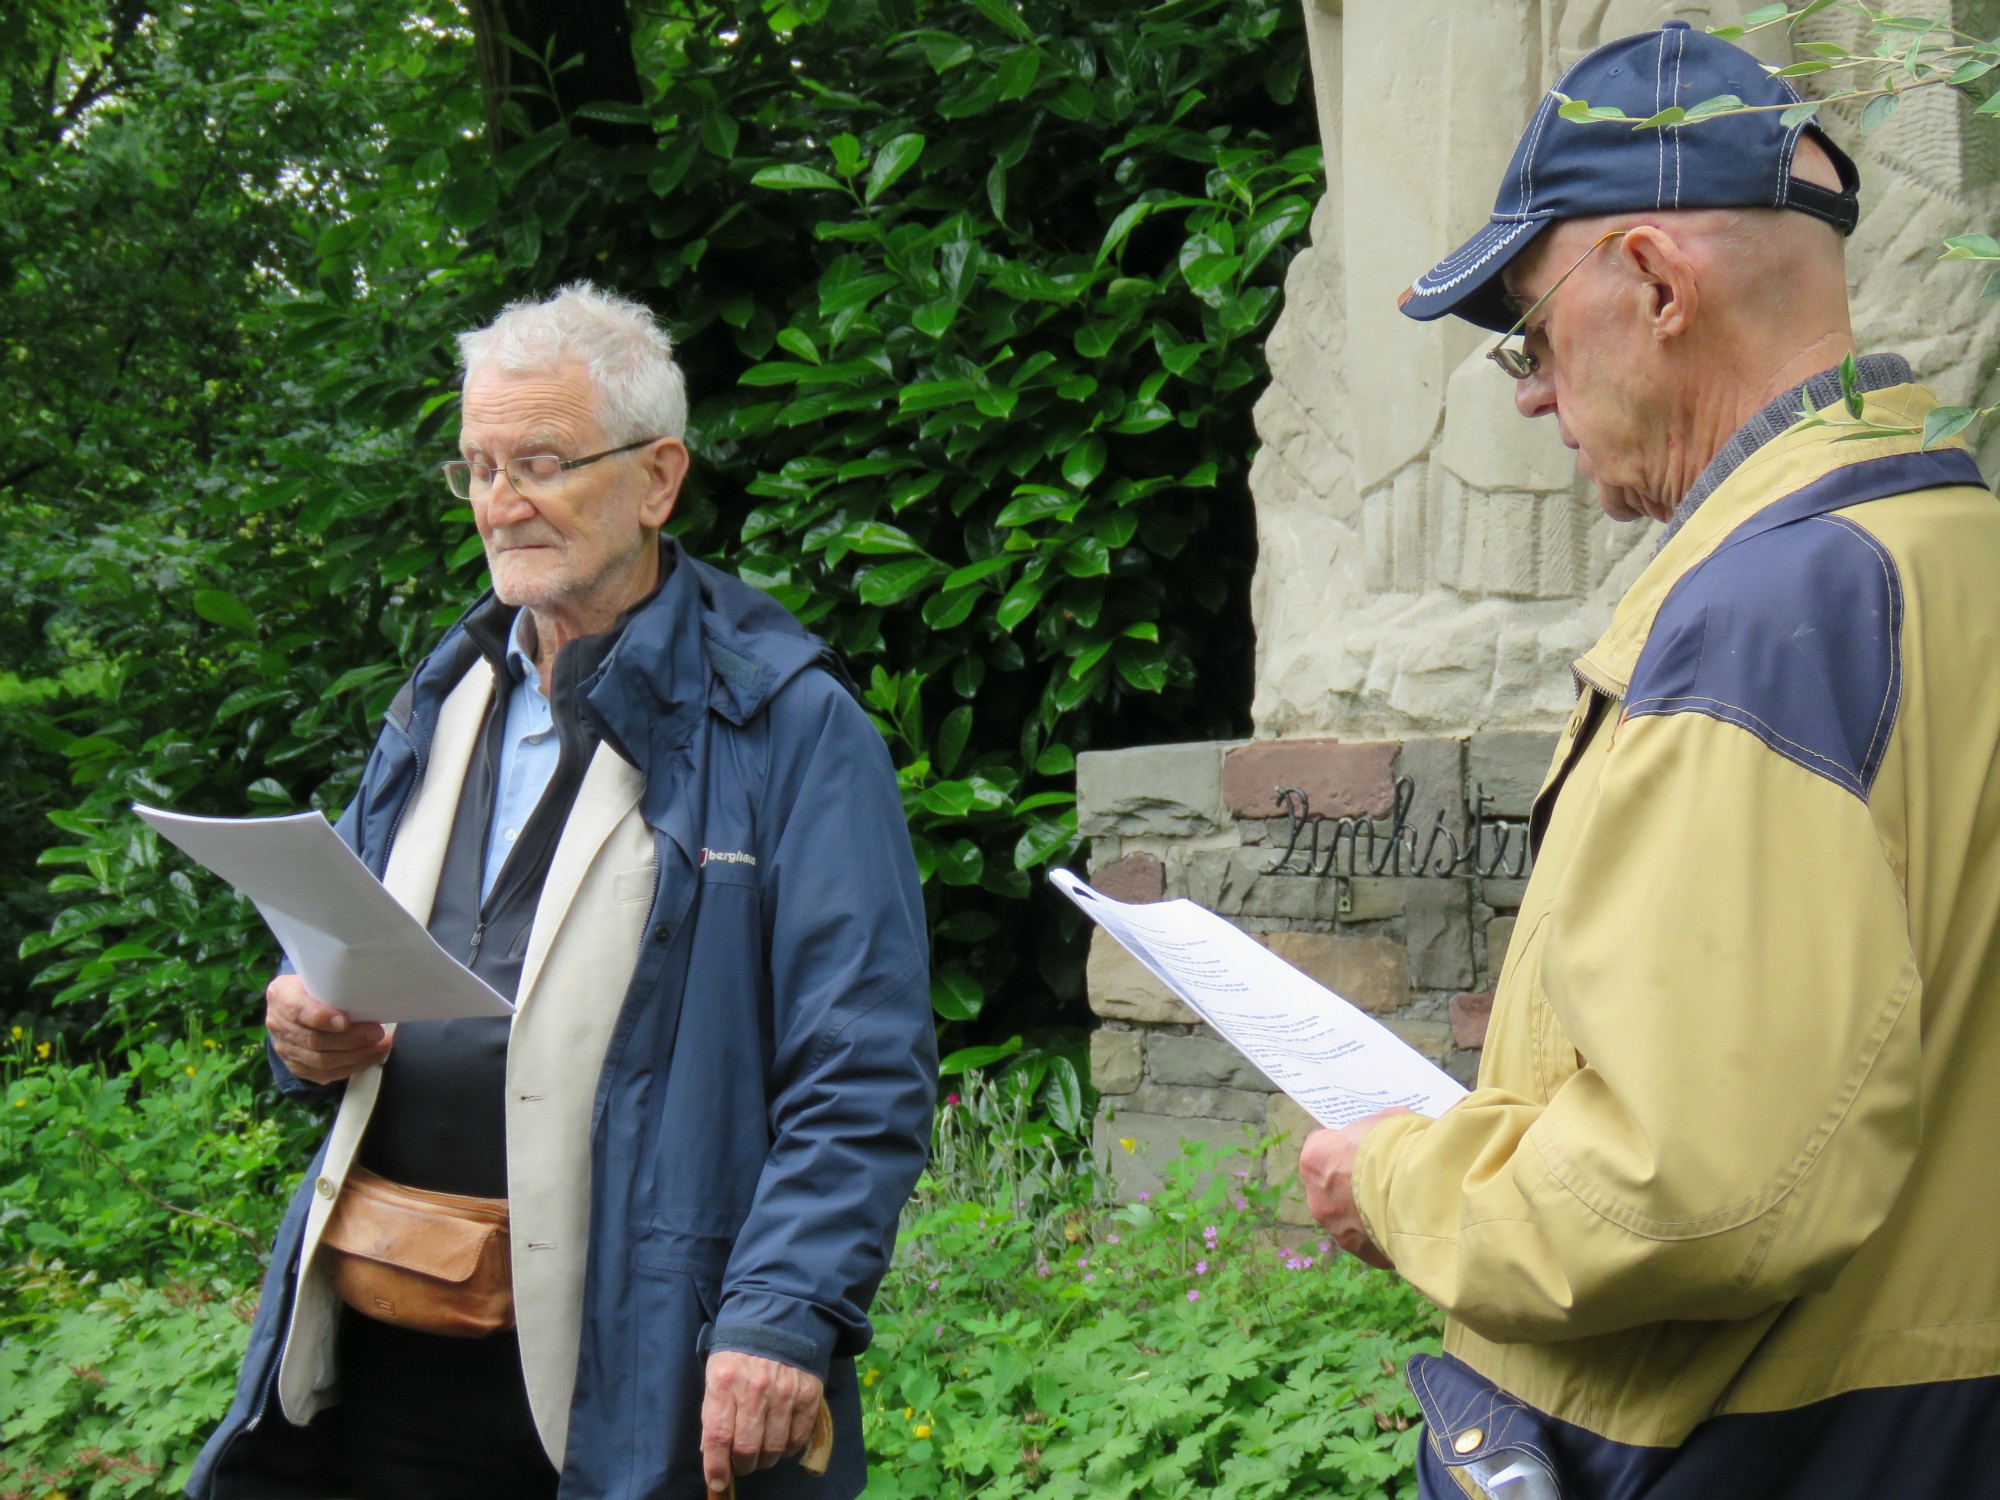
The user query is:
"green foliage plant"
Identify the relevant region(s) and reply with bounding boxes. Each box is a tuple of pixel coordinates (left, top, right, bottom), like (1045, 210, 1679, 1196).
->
(424, 0, 1319, 1046)
(711, 0, 1318, 1037)
(861, 1080, 1439, 1499)
(1554, 1, 2000, 451)
(12, 0, 1321, 1074)
(0, 0, 496, 1055)
(0, 1029, 311, 1498)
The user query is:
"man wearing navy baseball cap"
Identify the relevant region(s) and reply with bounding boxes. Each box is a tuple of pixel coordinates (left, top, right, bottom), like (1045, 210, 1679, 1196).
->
(1297, 20, 2000, 1500)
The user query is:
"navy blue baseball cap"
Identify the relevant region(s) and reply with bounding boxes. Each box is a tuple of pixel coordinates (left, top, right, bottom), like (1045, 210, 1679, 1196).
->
(1401, 20, 1860, 332)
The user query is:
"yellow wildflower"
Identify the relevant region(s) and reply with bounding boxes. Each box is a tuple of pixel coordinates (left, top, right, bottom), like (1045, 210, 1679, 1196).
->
(913, 1424, 931, 1439)
(9, 1026, 19, 1040)
(13, 1099, 24, 1108)
(36, 1042, 51, 1059)
(185, 1065, 197, 1076)
(902, 1407, 913, 1421)
(203, 1039, 218, 1050)
(862, 1368, 880, 1386)
(1118, 1137, 1136, 1153)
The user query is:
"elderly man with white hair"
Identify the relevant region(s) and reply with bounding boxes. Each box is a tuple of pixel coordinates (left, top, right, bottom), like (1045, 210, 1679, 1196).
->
(189, 283, 936, 1500)
(1298, 21, 2000, 1500)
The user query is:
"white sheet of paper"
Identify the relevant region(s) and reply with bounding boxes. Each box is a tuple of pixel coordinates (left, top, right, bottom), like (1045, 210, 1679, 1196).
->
(133, 804, 513, 1023)
(1052, 869, 1465, 1127)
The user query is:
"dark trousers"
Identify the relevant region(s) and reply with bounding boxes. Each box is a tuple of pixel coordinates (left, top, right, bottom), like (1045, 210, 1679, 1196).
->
(338, 1309, 560, 1500)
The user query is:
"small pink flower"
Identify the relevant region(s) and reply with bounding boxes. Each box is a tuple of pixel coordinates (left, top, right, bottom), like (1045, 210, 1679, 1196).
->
(1230, 1195, 1249, 1211)
(1105, 1234, 1121, 1245)
(927, 1279, 938, 1291)
(934, 1324, 944, 1336)
(1195, 1260, 1208, 1275)
(1083, 1273, 1096, 1283)
(1302, 1256, 1315, 1269)
(1137, 1191, 1151, 1203)
(1285, 1256, 1303, 1271)
(1076, 1257, 1089, 1269)
(1232, 1169, 1250, 1180)
(945, 1093, 960, 1106)
(1186, 1289, 1200, 1303)
(1317, 1240, 1331, 1254)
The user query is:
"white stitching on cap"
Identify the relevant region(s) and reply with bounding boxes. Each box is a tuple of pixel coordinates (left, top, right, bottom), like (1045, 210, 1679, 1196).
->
(1776, 79, 1805, 209)
(1523, 42, 1597, 213)
(1514, 44, 1603, 224)
(1418, 214, 1550, 277)
(1414, 218, 1542, 283)
(1673, 25, 1686, 207)
(1411, 219, 1544, 295)
(1520, 94, 1555, 209)
(1656, 28, 1668, 207)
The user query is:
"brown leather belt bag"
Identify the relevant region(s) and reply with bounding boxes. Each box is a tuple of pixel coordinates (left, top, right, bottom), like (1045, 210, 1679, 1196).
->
(320, 1166, 514, 1338)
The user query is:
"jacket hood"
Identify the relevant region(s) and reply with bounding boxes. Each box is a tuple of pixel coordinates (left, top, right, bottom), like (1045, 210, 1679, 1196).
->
(583, 536, 850, 777)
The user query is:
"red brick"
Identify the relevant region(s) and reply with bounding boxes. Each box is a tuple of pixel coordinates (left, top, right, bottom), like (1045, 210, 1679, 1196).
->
(1222, 740, 1400, 821)
(1091, 853, 1165, 904)
(1449, 990, 1494, 1050)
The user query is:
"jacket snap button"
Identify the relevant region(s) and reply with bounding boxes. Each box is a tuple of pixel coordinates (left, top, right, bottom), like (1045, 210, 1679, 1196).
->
(315, 1176, 336, 1200)
(653, 923, 671, 944)
(1453, 1428, 1484, 1455)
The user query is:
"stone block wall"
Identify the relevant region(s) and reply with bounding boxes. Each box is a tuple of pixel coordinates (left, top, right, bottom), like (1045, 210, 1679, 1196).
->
(1081, 732, 1553, 1223)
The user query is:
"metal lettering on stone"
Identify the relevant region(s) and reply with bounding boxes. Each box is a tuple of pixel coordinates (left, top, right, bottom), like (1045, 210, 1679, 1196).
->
(1264, 778, 1533, 881)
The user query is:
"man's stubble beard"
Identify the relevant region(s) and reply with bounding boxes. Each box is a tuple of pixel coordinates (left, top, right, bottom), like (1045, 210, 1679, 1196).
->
(487, 528, 649, 617)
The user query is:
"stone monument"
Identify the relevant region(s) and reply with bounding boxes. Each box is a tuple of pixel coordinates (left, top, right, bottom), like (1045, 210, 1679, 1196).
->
(1081, 0, 2000, 1221)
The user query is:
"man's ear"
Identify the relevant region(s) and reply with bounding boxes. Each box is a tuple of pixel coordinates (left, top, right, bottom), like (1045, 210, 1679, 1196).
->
(1619, 224, 1699, 342)
(639, 438, 691, 529)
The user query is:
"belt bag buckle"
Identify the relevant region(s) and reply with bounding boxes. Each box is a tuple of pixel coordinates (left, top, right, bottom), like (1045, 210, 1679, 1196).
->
(320, 1166, 514, 1339)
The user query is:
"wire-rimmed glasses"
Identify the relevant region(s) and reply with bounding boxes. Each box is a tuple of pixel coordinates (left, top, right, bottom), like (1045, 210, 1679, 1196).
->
(440, 437, 659, 500)
(1485, 228, 1629, 381)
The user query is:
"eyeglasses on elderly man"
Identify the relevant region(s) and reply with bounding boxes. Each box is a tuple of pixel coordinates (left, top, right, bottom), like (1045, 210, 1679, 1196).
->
(439, 436, 660, 500)
(1483, 228, 1629, 381)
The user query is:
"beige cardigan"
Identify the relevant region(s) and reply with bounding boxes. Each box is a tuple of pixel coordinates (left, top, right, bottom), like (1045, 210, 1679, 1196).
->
(275, 660, 656, 1465)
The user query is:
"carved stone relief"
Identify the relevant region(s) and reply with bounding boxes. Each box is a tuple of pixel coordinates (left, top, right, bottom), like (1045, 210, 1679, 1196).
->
(1250, 0, 2000, 739)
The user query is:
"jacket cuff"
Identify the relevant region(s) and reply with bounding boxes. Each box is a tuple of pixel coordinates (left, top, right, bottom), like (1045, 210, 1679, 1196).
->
(1352, 1110, 1428, 1251)
(264, 1033, 341, 1108)
(709, 1292, 846, 1381)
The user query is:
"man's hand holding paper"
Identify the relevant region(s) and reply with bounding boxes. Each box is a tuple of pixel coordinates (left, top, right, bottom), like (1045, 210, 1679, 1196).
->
(265, 974, 392, 1085)
(1298, 1107, 1414, 1269)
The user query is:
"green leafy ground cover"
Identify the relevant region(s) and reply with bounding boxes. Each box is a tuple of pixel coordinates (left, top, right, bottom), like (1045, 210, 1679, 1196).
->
(0, 1051, 1436, 1499)
(862, 1080, 1435, 1499)
(0, 1033, 309, 1498)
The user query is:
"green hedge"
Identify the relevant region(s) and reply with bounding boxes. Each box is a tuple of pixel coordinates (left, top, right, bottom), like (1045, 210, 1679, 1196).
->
(7, 1, 1319, 1116)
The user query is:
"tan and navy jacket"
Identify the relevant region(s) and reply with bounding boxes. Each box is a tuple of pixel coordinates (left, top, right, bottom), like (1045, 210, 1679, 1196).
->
(1353, 380, 2000, 1498)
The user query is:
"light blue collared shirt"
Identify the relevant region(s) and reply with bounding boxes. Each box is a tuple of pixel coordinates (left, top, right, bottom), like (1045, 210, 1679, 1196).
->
(483, 611, 562, 901)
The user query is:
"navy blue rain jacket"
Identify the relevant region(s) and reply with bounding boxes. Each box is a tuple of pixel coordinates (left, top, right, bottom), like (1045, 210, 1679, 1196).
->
(189, 541, 937, 1499)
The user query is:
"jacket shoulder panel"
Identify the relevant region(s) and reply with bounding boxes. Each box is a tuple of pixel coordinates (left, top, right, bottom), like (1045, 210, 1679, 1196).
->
(1625, 509, 1903, 800)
